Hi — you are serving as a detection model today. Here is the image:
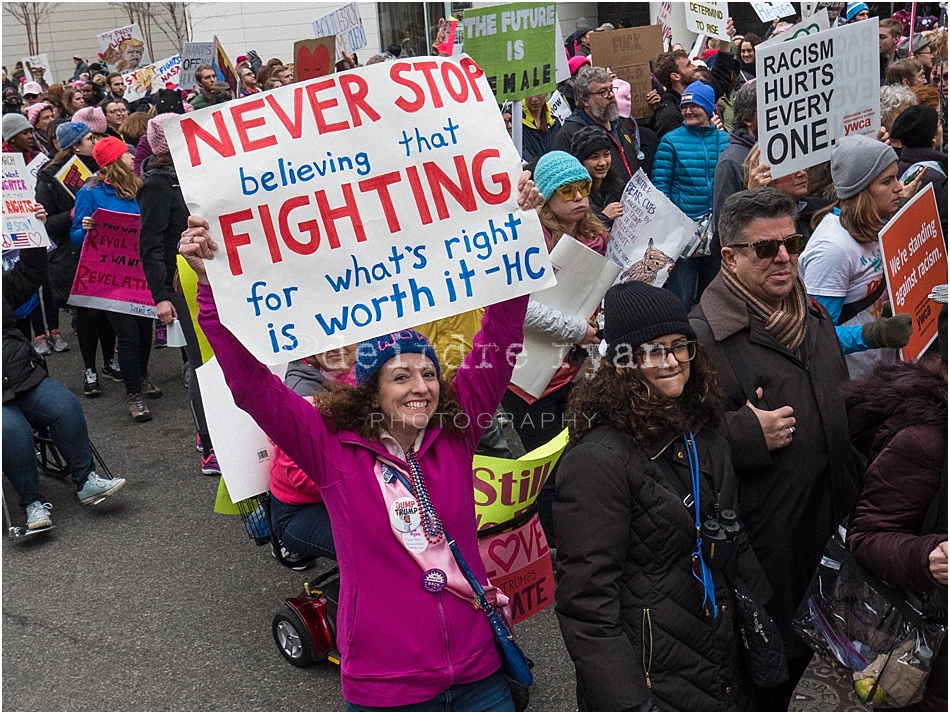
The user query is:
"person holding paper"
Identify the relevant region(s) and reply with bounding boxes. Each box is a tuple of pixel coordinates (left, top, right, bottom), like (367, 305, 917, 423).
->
(71, 136, 160, 422)
(554, 280, 770, 711)
(503, 151, 607, 546)
(177, 205, 533, 710)
(801, 135, 918, 377)
(652, 81, 729, 312)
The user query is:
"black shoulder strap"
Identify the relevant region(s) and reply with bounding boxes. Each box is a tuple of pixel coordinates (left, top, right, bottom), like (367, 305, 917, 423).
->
(721, 336, 758, 404)
(838, 279, 886, 325)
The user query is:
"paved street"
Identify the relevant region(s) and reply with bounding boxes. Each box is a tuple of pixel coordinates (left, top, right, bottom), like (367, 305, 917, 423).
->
(1, 325, 576, 711)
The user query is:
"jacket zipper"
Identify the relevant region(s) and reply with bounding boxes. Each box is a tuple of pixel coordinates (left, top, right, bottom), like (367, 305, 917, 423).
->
(641, 608, 654, 688)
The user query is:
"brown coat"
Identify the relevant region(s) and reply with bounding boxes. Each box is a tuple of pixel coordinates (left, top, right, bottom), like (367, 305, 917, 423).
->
(689, 274, 864, 658)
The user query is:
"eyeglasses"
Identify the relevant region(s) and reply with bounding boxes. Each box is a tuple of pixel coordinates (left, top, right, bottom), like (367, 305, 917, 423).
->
(636, 341, 697, 367)
(107, 107, 127, 115)
(554, 180, 592, 200)
(731, 234, 806, 259)
(593, 86, 616, 99)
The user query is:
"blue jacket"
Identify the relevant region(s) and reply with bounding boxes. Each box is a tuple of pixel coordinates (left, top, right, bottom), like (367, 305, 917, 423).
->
(652, 124, 728, 219)
(70, 179, 140, 249)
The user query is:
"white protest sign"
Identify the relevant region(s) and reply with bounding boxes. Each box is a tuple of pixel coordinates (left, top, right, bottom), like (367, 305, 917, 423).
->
(657, 1, 674, 50)
(607, 170, 697, 287)
(165, 56, 554, 366)
(196, 357, 287, 502)
(511, 237, 621, 398)
(312, 2, 367, 61)
(122, 55, 181, 101)
(548, 90, 571, 125)
(756, 18, 879, 179)
(22, 54, 53, 85)
(98, 23, 151, 72)
(26, 153, 49, 191)
(180, 42, 215, 90)
(759, 9, 830, 48)
(801, 2, 821, 18)
(554, 14, 570, 83)
(751, 2, 796, 22)
(684, 1, 730, 42)
(2, 153, 51, 252)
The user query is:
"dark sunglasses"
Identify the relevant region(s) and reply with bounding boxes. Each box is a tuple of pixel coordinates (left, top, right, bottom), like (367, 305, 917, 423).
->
(731, 234, 806, 259)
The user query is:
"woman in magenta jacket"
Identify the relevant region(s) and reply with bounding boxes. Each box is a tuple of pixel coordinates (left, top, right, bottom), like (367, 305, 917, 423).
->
(179, 205, 535, 710)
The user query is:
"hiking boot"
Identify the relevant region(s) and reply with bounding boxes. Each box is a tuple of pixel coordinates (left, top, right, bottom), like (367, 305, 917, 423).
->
(102, 359, 123, 382)
(140, 374, 163, 399)
(77, 472, 127, 505)
(84, 368, 101, 397)
(127, 392, 151, 422)
(25, 501, 53, 529)
(154, 322, 167, 349)
(200, 448, 222, 476)
(49, 329, 69, 352)
(33, 334, 51, 356)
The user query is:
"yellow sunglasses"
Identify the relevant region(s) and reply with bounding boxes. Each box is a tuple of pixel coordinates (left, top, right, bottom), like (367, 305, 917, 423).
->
(554, 180, 592, 201)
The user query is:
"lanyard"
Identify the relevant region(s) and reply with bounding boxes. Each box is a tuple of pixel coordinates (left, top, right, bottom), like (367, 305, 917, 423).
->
(685, 432, 718, 619)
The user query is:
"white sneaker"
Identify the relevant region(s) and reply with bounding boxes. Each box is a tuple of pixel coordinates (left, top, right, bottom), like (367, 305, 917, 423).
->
(25, 501, 52, 529)
(77, 472, 127, 505)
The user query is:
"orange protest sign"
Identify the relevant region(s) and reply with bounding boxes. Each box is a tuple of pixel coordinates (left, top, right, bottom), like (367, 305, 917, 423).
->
(880, 185, 947, 361)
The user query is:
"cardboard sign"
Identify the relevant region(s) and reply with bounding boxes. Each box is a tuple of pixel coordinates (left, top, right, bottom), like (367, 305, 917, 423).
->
(2, 153, 51, 252)
(756, 18, 879, 179)
(880, 186, 947, 362)
(293, 38, 336, 82)
(180, 42, 216, 90)
(22, 54, 53, 86)
(684, 1, 731, 42)
(462, 2, 558, 102)
(67, 209, 156, 317)
(751, 1, 796, 21)
(590, 25, 664, 120)
(511, 237, 620, 398)
(311, 2, 368, 62)
(164, 56, 554, 366)
(474, 429, 568, 529)
(98, 23, 151, 72)
(759, 9, 831, 48)
(54, 155, 94, 194)
(608, 170, 698, 287)
(122, 55, 181, 101)
(479, 513, 553, 624)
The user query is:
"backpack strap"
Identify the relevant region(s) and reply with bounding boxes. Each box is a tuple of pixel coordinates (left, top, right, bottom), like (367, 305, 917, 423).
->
(837, 279, 886, 325)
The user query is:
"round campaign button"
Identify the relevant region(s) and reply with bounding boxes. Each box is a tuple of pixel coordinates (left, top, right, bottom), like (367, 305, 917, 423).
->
(403, 529, 428, 554)
(422, 568, 447, 593)
(389, 496, 421, 533)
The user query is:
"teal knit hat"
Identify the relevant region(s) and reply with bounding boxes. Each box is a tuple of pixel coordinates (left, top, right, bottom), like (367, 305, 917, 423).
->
(535, 150, 591, 201)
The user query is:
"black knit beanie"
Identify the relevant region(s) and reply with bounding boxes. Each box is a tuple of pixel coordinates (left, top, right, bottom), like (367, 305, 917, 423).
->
(569, 126, 611, 163)
(891, 105, 939, 149)
(604, 281, 696, 356)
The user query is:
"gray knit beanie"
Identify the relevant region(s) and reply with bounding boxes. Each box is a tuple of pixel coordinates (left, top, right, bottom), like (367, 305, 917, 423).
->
(831, 135, 898, 199)
(2, 112, 32, 141)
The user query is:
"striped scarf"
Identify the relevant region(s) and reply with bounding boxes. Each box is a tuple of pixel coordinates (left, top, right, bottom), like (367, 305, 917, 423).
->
(721, 264, 809, 354)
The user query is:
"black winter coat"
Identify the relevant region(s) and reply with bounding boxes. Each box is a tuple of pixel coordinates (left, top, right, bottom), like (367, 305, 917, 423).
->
(690, 276, 864, 658)
(711, 125, 756, 254)
(3, 247, 48, 402)
(555, 425, 771, 711)
(138, 159, 189, 306)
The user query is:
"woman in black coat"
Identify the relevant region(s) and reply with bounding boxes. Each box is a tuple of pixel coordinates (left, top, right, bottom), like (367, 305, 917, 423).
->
(34, 120, 119, 395)
(554, 281, 770, 711)
(137, 113, 218, 475)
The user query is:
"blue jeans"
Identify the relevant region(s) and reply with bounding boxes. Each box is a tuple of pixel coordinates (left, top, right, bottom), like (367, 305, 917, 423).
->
(270, 496, 336, 560)
(664, 255, 721, 312)
(345, 668, 513, 712)
(106, 312, 152, 394)
(2, 377, 95, 509)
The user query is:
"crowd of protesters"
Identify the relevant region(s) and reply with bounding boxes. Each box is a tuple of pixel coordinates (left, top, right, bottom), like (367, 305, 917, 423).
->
(2, 2, 948, 711)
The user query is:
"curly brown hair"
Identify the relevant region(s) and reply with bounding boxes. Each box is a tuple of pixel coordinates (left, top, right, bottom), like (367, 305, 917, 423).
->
(565, 343, 724, 448)
(313, 372, 469, 441)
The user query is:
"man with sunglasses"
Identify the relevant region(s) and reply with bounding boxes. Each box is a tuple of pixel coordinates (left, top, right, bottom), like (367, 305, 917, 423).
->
(553, 66, 657, 180)
(690, 188, 864, 712)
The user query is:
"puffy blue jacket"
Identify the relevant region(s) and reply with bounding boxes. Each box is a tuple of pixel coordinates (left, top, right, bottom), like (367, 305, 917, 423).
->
(70, 179, 140, 249)
(652, 124, 728, 220)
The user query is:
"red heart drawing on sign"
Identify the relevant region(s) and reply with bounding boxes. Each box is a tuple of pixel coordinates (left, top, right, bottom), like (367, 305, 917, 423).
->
(296, 44, 332, 80)
(488, 534, 520, 572)
(28, 232, 43, 246)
